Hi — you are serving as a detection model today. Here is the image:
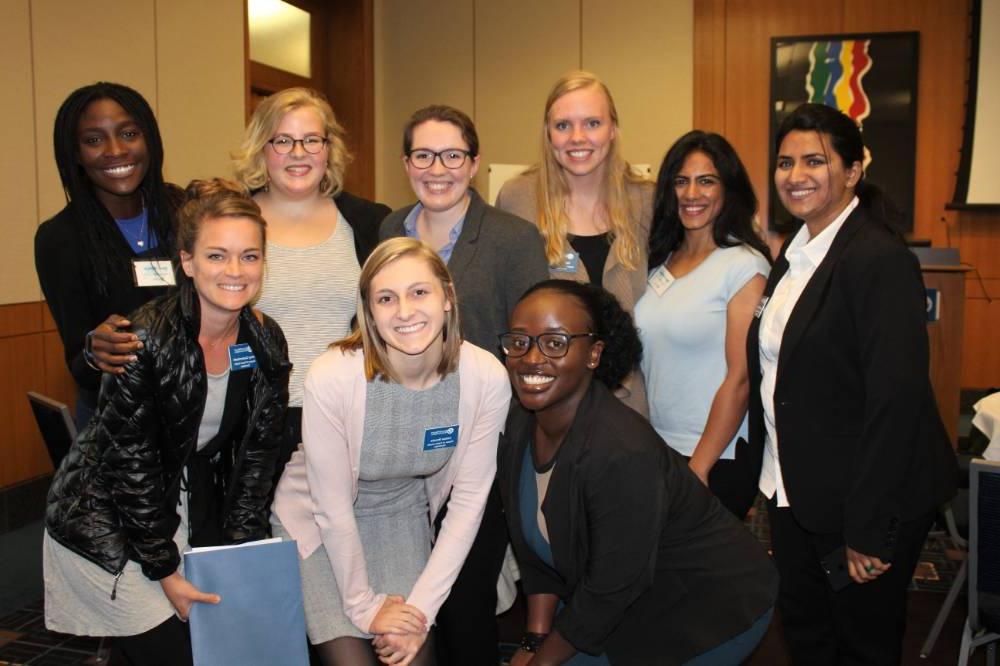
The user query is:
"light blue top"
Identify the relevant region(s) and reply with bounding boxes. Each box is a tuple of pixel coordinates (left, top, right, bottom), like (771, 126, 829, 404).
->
(402, 203, 466, 264)
(635, 244, 769, 459)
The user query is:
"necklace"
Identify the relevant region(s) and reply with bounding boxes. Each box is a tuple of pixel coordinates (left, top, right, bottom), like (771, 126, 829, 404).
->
(117, 209, 148, 249)
(201, 318, 239, 349)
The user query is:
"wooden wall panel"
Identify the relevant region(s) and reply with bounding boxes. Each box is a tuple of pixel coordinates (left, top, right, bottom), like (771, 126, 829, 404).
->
(0, 301, 74, 489)
(962, 281, 1000, 390)
(723, 0, 843, 228)
(473, 0, 581, 192)
(693, 0, 728, 134)
(328, 0, 377, 199)
(0, 2, 41, 306)
(0, 303, 44, 339)
(30, 0, 158, 224)
(0, 325, 53, 488)
(842, 0, 969, 245)
(695, 0, 1000, 389)
(373, 0, 474, 209)
(156, 0, 246, 185)
(581, 0, 693, 172)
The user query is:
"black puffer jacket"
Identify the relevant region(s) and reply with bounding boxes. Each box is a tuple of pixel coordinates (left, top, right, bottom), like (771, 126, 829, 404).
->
(46, 280, 291, 582)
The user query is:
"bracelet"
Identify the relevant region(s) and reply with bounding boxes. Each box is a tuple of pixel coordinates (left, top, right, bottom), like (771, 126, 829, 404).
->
(83, 330, 101, 372)
(519, 632, 548, 653)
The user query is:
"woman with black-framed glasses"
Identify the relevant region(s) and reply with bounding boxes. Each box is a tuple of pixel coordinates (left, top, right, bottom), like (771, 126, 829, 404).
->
(379, 105, 549, 666)
(232, 87, 392, 493)
(498, 279, 777, 666)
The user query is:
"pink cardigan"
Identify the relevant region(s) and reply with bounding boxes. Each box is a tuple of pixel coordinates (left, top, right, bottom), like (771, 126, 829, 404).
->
(271, 342, 511, 633)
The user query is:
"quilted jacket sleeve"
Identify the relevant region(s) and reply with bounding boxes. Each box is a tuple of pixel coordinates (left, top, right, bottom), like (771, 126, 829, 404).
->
(100, 325, 181, 581)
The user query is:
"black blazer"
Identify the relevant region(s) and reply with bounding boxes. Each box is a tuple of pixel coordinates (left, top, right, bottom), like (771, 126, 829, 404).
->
(334, 190, 392, 265)
(747, 205, 957, 559)
(499, 381, 777, 664)
(379, 189, 549, 357)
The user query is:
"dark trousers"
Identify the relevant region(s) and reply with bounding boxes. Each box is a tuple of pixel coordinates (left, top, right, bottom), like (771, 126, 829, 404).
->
(434, 480, 509, 666)
(766, 498, 934, 665)
(115, 616, 193, 666)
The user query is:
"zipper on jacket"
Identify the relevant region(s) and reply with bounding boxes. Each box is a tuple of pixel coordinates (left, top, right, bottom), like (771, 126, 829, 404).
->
(110, 568, 124, 600)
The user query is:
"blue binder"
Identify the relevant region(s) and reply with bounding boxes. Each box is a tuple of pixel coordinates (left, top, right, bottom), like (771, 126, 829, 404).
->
(184, 538, 308, 665)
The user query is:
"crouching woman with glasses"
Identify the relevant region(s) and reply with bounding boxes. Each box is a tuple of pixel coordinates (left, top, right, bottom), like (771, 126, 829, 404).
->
(498, 280, 777, 665)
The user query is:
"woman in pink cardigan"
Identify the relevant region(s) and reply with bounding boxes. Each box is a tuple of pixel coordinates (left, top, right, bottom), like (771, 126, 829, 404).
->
(271, 237, 511, 665)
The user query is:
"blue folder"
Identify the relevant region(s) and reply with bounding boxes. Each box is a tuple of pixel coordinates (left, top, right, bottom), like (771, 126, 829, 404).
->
(184, 538, 308, 666)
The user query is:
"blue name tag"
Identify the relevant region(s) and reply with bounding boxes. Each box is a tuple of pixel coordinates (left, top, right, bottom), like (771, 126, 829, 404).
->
(228, 343, 257, 371)
(423, 425, 459, 451)
(551, 251, 579, 273)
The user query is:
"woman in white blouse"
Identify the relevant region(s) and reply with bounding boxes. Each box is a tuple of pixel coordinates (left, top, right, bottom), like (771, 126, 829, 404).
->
(747, 103, 955, 663)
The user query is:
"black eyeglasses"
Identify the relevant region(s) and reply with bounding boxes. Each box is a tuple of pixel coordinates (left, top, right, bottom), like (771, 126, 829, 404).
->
(268, 135, 329, 155)
(406, 149, 472, 169)
(498, 332, 596, 359)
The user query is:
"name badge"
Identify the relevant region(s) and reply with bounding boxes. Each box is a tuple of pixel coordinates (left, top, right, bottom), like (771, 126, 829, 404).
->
(132, 260, 176, 287)
(647, 266, 675, 297)
(551, 251, 579, 273)
(754, 295, 771, 319)
(423, 425, 459, 451)
(228, 343, 257, 371)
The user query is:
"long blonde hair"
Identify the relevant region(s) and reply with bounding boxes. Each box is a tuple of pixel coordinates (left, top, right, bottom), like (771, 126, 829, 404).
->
(232, 87, 352, 198)
(535, 71, 644, 270)
(333, 237, 462, 382)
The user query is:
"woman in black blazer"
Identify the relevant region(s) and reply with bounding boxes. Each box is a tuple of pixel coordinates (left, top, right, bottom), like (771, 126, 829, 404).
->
(748, 103, 957, 664)
(499, 279, 776, 665)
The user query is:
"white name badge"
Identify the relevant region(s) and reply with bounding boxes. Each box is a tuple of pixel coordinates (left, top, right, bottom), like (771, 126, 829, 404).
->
(754, 295, 771, 319)
(132, 260, 176, 288)
(647, 266, 675, 297)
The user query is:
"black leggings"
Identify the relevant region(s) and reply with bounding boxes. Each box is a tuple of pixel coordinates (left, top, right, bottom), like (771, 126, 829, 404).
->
(114, 616, 193, 666)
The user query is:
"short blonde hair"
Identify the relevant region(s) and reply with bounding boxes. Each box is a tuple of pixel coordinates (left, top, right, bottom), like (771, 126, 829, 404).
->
(232, 87, 352, 198)
(334, 237, 462, 382)
(535, 71, 643, 270)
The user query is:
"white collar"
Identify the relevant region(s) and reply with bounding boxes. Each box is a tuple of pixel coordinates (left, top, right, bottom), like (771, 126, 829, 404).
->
(786, 196, 859, 271)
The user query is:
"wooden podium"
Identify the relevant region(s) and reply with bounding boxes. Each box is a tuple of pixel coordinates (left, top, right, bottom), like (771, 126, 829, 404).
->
(921, 262, 970, 448)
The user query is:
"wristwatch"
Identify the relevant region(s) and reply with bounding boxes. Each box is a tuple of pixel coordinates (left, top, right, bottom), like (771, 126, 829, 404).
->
(519, 632, 548, 653)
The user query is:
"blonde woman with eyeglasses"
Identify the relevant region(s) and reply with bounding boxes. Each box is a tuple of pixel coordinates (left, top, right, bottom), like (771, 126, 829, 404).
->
(496, 71, 653, 415)
(233, 87, 392, 487)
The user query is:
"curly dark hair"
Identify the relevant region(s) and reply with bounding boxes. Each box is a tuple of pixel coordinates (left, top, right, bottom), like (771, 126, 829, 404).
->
(649, 130, 771, 269)
(518, 279, 642, 390)
(52, 82, 177, 293)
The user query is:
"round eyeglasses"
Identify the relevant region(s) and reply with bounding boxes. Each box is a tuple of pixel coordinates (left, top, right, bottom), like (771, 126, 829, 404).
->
(498, 332, 596, 359)
(407, 149, 472, 169)
(268, 135, 329, 155)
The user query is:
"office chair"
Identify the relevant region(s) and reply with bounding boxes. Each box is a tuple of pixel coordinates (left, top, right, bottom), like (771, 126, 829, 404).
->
(26, 391, 77, 469)
(958, 458, 1000, 666)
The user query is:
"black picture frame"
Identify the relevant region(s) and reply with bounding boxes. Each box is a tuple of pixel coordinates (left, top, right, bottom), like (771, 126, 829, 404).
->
(768, 31, 920, 233)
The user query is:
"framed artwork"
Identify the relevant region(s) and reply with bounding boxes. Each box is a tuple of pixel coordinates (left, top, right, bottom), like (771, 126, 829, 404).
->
(769, 31, 919, 232)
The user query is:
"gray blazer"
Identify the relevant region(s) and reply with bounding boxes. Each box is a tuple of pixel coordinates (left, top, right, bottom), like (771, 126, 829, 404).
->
(379, 189, 550, 359)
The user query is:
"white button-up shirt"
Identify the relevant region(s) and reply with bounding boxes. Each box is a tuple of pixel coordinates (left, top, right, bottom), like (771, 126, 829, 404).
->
(758, 197, 859, 507)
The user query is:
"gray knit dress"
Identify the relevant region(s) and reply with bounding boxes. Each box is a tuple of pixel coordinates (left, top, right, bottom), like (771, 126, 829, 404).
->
(277, 370, 459, 642)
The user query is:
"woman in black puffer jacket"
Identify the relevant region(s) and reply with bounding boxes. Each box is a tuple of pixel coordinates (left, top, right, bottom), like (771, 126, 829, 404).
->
(43, 179, 291, 666)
